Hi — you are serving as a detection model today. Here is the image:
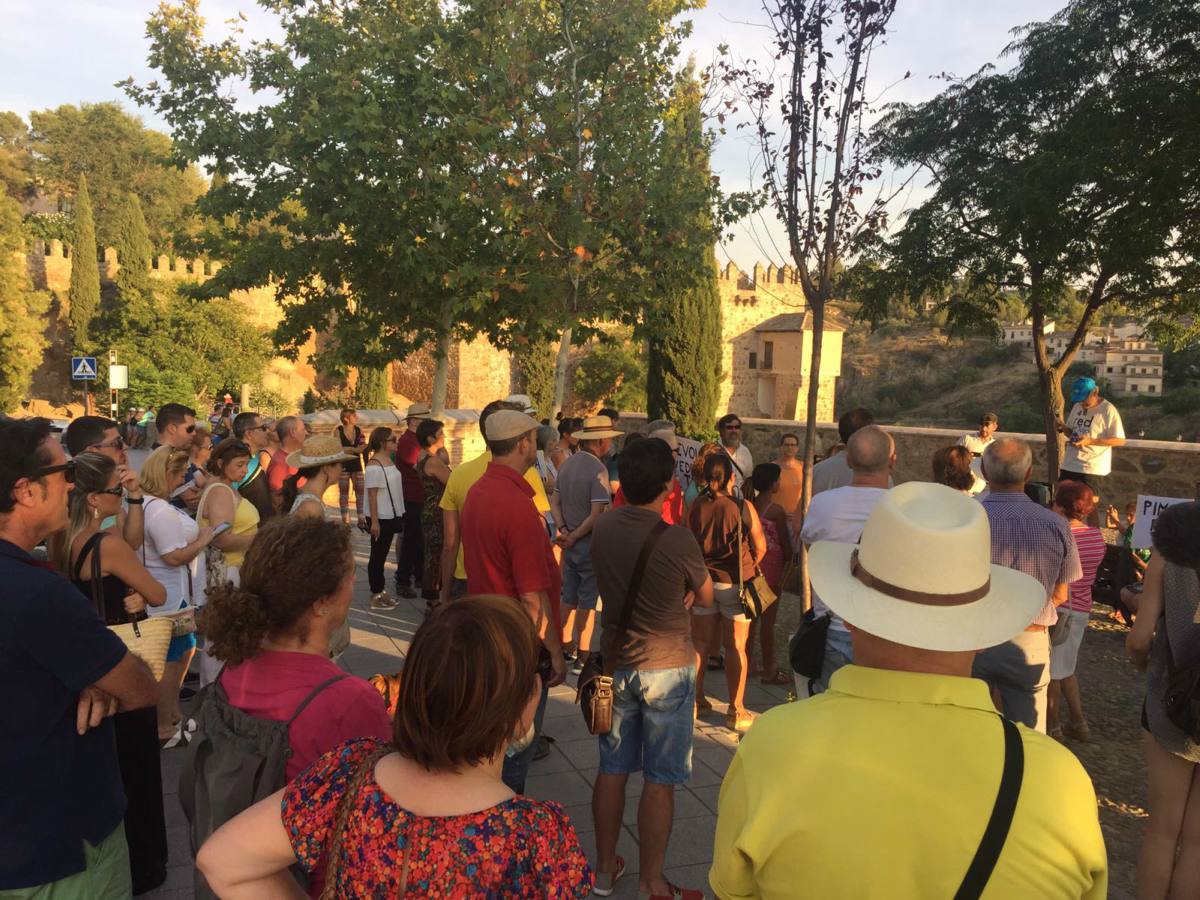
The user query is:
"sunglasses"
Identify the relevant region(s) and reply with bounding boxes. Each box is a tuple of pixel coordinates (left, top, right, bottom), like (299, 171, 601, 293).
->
(90, 437, 127, 451)
(33, 460, 76, 485)
(185, 425, 196, 434)
(536, 647, 553, 684)
(94, 485, 124, 497)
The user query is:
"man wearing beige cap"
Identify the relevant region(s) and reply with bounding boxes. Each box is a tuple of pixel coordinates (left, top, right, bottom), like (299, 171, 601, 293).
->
(711, 482, 1107, 899)
(460, 408, 566, 794)
(552, 414, 621, 671)
(394, 401, 431, 597)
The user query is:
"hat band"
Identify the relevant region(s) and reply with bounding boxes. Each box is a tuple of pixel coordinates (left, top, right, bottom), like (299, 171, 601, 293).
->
(850, 548, 990, 607)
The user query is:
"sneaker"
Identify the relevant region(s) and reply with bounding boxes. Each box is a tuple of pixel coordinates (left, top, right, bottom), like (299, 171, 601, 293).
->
(370, 591, 398, 610)
(725, 708, 756, 734)
(532, 734, 553, 761)
(1063, 719, 1091, 742)
(592, 856, 625, 897)
(639, 882, 705, 900)
(571, 656, 584, 675)
(400, 586, 419, 600)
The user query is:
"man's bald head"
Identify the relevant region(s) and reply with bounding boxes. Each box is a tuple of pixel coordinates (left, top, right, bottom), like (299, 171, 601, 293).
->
(847, 425, 894, 474)
(982, 437, 1033, 488)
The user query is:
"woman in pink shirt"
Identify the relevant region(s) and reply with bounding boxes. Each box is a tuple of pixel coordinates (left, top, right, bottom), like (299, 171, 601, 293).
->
(1049, 480, 1107, 742)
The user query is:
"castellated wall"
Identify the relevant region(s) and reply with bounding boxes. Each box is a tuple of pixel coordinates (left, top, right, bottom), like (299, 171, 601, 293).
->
(716, 261, 838, 423)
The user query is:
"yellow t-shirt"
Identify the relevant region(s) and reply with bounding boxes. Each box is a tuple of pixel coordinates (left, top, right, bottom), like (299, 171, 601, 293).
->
(710, 665, 1107, 900)
(439, 452, 550, 581)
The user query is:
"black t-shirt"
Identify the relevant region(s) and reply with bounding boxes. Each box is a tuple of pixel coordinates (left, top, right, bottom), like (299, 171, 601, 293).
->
(0, 539, 128, 889)
(336, 425, 365, 474)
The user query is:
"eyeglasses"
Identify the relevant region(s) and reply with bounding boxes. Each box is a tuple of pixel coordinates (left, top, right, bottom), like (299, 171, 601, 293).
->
(33, 460, 76, 485)
(89, 437, 126, 451)
(94, 485, 124, 497)
(248, 424, 269, 433)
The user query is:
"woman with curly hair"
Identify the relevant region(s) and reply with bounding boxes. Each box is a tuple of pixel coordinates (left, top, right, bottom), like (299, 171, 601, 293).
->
(1128, 500, 1200, 898)
(931, 445, 977, 494)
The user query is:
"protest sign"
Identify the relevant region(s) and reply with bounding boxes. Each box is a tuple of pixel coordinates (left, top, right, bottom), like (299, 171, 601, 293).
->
(1131, 494, 1190, 549)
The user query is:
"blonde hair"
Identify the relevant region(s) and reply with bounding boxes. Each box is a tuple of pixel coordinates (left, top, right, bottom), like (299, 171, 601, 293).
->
(140, 445, 190, 498)
(48, 453, 116, 575)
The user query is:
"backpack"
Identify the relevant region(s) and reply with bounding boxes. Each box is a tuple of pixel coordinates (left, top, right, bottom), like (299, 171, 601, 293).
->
(179, 671, 346, 898)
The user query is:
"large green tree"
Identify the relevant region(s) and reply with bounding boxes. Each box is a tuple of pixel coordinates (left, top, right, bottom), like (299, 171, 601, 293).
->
(645, 72, 723, 435)
(872, 0, 1200, 481)
(0, 112, 34, 202)
(68, 174, 100, 345)
(0, 195, 49, 412)
(111, 193, 153, 320)
(27, 102, 206, 249)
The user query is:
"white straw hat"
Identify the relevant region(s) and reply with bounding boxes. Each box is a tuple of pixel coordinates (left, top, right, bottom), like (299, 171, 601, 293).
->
(286, 433, 359, 468)
(572, 415, 623, 441)
(808, 482, 1046, 652)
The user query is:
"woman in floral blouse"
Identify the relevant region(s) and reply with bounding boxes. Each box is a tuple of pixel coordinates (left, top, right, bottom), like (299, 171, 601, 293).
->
(197, 596, 592, 899)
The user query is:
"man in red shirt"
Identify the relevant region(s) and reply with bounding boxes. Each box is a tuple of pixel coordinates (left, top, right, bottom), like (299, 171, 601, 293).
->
(461, 409, 566, 793)
(267, 416, 307, 512)
(394, 402, 429, 597)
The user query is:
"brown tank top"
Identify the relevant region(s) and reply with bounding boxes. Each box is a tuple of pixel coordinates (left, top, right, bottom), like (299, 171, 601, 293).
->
(687, 492, 754, 585)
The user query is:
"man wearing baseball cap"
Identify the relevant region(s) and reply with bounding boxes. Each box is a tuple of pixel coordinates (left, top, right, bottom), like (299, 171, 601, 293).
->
(1058, 376, 1125, 488)
(711, 482, 1107, 899)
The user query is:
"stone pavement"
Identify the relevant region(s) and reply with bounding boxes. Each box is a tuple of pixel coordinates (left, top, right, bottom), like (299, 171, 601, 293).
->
(146, 523, 791, 899)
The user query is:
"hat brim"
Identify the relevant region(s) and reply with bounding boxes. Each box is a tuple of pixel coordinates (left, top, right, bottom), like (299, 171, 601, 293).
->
(286, 450, 358, 468)
(1069, 389, 1093, 403)
(808, 541, 1047, 652)
(572, 429, 623, 440)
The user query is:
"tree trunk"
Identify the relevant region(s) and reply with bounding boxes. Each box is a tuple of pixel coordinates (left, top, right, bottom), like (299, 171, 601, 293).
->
(796, 295, 826, 617)
(1037, 360, 1067, 489)
(430, 305, 454, 416)
(551, 324, 573, 419)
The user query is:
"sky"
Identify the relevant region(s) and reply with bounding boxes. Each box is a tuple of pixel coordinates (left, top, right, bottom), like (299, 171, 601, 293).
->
(0, 0, 1060, 266)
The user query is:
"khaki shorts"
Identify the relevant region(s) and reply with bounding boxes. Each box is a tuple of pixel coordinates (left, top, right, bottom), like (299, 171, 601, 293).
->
(691, 583, 748, 622)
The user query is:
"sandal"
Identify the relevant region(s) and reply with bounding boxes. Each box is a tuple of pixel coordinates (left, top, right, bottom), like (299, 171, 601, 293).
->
(696, 697, 713, 717)
(760, 669, 792, 686)
(725, 708, 756, 734)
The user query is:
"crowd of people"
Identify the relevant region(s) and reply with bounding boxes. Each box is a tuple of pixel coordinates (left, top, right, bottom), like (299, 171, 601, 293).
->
(0, 371, 1194, 899)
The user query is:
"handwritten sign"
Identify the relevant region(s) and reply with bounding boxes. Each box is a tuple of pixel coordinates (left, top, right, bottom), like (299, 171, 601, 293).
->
(674, 437, 702, 491)
(1131, 494, 1190, 549)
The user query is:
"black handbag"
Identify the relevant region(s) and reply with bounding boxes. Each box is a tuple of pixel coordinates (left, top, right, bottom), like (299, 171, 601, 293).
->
(789, 609, 831, 680)
(736, 500, 778, 621)
(577, 520, 669, 735)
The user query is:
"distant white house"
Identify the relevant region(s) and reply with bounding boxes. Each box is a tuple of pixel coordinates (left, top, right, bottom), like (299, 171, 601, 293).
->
(1001, 319, 1055, 348)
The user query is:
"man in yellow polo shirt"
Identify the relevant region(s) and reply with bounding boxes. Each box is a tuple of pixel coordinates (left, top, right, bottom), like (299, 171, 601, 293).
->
(711, 482, 1107, 900)
(438, 399, 551, 604)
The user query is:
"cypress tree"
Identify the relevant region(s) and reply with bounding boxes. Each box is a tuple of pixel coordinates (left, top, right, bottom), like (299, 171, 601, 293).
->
(645, 73, 722, 436)
(112, 192, 152, 303)
(68, 174, 100, 346)
(355, 366, 390, 410)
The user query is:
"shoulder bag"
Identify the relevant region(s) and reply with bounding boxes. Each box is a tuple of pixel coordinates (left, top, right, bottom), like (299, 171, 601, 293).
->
(78, 533, 172, 680)
(196, 482, 232, 592)
(737, 499, 778, 621)
(143, 497, 198, 637)
(577, 519, 670, 735)
(1162, 575, 1200, 741)
(318, 743, 396, 900)
(789, 609, 832, 681)
(953, 716, 1024, 900)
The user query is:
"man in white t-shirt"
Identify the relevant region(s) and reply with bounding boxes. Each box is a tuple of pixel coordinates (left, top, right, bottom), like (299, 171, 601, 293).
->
(717, 413, 753, 495)
(957, 411, 999, 456)
(1058, 376, 1125, 488)
(797, 425, 895, 696)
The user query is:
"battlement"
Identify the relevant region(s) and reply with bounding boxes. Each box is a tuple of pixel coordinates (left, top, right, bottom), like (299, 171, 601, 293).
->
(29, 240, 221, 292)
(718, 260, 801, 291)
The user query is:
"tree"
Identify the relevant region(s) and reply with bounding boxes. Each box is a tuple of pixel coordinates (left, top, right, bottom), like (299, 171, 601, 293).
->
(0, 195, 49, 412)
(513, 341, 558, 420)
(68, 175, 100, 345)
(645, 72, 723, 435)
(27, 102, 206, 249)
(111, 193, 152, 319)
(0, 112, 34, 203)
(873, 0, 1200, 483)
(575, 329, 647, 413)
(723, 0, 902, 611)
(355, 367, 390, 411)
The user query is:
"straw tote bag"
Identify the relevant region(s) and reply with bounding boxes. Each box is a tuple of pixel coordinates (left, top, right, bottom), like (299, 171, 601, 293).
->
(81, 533, 172, 680)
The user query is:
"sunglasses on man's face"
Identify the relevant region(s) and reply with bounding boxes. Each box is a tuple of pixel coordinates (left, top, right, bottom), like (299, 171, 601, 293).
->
(33, 459, 76, 485)
(185, 425, 196, 434)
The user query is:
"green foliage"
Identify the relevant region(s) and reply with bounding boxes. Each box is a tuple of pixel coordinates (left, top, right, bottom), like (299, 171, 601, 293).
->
(22, 212, 73, 245)
(27, 102, 205, 249)
(92, 283, 271, 410)
(251, 386, 294, 419)
(574, 331, 646, 413)
(0, 112, 34, 202)
(301, 388, 319, 416)
(354, 368, 391, 411)
(68, 175, 100, 346)
(1163, 385, 1200, 417)
(112, 193, 152, 313)
(513, 342, 557, 420)
(0, 194, 49, 412)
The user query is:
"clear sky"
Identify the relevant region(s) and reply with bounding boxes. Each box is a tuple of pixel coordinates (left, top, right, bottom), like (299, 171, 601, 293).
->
(1, 0, 1060, 266)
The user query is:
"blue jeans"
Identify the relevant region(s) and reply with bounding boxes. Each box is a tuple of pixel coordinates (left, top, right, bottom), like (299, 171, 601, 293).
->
(599, 666, 695, 785)
(813, 627, 853, 695)
(502, 679, 549, 794)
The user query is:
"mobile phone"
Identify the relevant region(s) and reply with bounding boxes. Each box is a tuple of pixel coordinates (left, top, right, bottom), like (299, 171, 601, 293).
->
(169, 478, 197, 499)
(209, 522, 232, 538)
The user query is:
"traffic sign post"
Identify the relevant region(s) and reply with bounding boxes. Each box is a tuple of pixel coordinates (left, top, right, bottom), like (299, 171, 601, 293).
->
(71, 357, 97, 415)
(108, 351, 127, 421)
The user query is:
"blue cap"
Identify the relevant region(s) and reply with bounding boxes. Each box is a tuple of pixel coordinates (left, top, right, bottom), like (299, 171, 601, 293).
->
(1069, 376, 1098, 403)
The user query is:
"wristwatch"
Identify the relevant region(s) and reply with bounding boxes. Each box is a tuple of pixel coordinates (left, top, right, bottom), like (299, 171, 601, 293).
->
(126, 496, 144, 505)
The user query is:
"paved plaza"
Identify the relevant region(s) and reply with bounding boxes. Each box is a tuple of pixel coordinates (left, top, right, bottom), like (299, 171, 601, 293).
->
(145, 521, 793, 899)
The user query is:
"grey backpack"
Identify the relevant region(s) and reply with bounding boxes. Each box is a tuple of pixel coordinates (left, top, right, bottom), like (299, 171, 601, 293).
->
(179, 671, 346, 898)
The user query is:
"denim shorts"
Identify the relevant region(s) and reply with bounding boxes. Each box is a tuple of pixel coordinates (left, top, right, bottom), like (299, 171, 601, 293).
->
(598, 665, 695, 785)
(562, 540, 600, 611)
(166, 632, 196, 662)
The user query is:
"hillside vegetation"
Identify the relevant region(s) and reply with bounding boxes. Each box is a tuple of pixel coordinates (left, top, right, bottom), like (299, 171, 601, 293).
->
(838, 324, 1200, 442)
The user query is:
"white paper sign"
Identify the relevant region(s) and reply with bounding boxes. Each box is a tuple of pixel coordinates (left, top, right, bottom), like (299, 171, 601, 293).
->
(674, 437, 702, 491)
(1131, 494, 1190, 549)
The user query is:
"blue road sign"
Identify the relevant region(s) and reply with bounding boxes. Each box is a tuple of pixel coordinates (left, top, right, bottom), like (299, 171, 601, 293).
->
(71, 357, 98, 381)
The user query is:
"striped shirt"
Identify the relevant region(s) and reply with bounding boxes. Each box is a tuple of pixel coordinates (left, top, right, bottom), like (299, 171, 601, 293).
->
(979, 491, 1083, 627)
(1068, 522, 1107, 613)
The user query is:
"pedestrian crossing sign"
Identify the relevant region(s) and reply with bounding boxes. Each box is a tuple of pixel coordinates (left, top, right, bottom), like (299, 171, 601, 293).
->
(71, 357, 98, 380)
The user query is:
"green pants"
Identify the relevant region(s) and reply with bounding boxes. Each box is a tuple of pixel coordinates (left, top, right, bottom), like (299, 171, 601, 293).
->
(0, 824, 131, 900)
